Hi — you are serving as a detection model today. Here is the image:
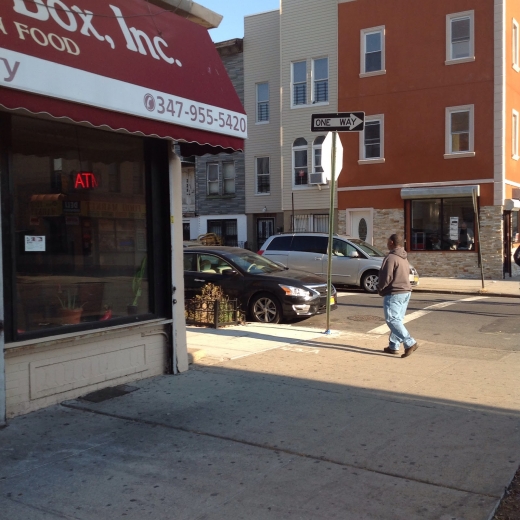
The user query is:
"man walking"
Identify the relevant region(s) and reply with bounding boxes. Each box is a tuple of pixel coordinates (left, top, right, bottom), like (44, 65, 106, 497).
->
(377, 233, 418, 358)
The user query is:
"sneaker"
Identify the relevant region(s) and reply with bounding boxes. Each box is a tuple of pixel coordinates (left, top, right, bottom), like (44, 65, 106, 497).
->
(383, 347, 400, 355)
(401, 343, 418, 358)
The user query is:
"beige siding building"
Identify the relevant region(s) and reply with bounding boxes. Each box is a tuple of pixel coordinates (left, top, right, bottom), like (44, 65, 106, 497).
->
(244, 0, 339, 251)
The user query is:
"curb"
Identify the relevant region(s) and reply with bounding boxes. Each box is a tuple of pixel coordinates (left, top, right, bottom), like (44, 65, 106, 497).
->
(412, 288, 520, 299)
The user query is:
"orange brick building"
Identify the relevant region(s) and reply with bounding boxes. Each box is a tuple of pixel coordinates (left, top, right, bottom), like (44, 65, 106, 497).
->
(337, 0, 520, 278)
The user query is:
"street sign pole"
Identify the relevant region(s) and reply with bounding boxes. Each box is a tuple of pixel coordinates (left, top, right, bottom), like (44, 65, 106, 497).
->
(311, 111, 364, 336)
(324, 131, 337, 334)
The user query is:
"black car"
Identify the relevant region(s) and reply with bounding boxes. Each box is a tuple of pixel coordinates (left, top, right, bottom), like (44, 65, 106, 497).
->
(183, 246, 337, 323)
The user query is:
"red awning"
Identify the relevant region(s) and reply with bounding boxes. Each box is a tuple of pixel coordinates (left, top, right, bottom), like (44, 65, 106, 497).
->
(0, 0, 246, 153)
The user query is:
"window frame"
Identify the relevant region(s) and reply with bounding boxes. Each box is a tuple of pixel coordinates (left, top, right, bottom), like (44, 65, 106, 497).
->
(255, 156, 270, 195)
(513, 19, 520, 72)
(291, 60, 308, 107)
(256, 82, 269, 124)
(358, 114, 385, 164)
(360, 26, 386, 77)
(513, 109, 519, 160)
(292, 138, 309, 188)
(222, 161, 235, 195)
(312, 136, 325, 175)
(444, 105, 475, 158)
(206, 162, 220, 195)
(311, 57, 329, 105)
(446, 11, 475, 65)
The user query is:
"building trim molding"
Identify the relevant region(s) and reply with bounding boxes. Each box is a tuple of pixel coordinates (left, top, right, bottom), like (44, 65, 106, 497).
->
(494, 0, 506, 205)
(337, 179, 493, 192)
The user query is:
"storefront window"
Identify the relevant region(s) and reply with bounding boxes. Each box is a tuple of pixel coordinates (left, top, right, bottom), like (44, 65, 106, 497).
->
(411, 197, 475, 251)
(10, 116, 150, 335)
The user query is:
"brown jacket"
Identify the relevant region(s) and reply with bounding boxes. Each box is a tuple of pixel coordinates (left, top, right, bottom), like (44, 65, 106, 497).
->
(377, 247, 411, 296)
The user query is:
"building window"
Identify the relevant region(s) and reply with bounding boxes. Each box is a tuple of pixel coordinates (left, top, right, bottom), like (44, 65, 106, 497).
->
(361, 27, 385, 76)
(310, 136, 325, 184)
(293, 137, 308, 186)
(292, 61, 307, 106)
(9, 115, 153, 338)
(513, 110, 519, 160)
(410, 197, 475, 251)
(359, 115, 384, 163)
(292, 214, 329, 233)
(207, 163, 219, 195)
(513, 19, 520, 72)
(222, 161, 235, 195)
(445, 105, 474, 157)
(256, 82, 269, 122)
(312, 58, 328, 103)
(256, 157, 270, 194)
(446, 11, 474, 64)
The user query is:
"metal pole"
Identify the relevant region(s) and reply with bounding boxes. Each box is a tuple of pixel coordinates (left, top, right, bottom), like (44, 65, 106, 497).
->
(325, 132, 337, 334)
(472, 191, 485, 289)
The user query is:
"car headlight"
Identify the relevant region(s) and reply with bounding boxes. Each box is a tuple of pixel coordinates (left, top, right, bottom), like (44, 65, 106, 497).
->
(279, 285, 312, 298)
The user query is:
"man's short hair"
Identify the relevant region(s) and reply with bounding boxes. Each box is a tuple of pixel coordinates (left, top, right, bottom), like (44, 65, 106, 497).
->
(389, 233, 404, 247)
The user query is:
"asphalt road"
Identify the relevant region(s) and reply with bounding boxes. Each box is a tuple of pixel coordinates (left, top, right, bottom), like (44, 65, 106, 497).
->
(302, 290, 520, 350)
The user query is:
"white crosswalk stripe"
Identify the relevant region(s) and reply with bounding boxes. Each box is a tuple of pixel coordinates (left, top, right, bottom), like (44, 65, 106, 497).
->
(367, 296, 489, 334)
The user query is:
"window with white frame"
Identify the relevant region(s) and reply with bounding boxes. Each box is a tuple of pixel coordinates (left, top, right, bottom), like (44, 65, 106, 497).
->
(513, 110, 519, 160)
(313, 136, 325, 174)
(361, 27, 385, 75)
(312, 58, 328, 103)
(446, 11, 474, 64)
(256, 157, 270, 194)
(293, 137, 308, 186)
(256, 82, 269, 122)
(359, 115, 384, 162)
(445, 105, 474, 157)
(207, 163, 219, 195)
(292, 61, 307, 106)
(222, 161, 235, 194)
(513, 19, 519, 71)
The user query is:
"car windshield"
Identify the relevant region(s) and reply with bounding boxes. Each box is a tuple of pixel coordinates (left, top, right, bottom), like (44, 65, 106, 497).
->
(228, 251, 285, 274)
(348, 239, 385, 257)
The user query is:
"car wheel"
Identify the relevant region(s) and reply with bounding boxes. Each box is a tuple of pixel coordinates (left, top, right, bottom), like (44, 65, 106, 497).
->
(250, 293, 282, 324)
(361, 271, 379, 293)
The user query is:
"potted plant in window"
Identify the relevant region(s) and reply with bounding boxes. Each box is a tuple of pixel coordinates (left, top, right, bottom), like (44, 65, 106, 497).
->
(127, 256, 147, 315)
(57, 288, 86, 325)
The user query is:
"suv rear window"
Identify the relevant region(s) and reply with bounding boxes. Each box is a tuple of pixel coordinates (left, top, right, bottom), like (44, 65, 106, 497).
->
(265, 235, 293, 250)
(292, 236, 328, 254)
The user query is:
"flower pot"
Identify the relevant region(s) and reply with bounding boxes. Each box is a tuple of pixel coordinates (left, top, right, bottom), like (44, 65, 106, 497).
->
(59, 308, 83, 325)
(127, 304, 138, 315)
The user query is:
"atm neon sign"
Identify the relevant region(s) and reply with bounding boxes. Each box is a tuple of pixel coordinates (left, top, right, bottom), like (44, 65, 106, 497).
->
(75, 172, 98, 189)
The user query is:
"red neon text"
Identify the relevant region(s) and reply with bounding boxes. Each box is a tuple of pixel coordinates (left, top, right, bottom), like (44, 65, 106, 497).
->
(75, 172, 98, 189)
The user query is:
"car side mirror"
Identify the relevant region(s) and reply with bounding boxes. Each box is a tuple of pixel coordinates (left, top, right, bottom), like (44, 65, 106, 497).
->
(348, 251, 360, 258)
(222, 269, 238, 276)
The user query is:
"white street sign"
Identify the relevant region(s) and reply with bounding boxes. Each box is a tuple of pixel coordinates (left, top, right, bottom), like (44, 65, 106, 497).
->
(321, 132, 343, 181)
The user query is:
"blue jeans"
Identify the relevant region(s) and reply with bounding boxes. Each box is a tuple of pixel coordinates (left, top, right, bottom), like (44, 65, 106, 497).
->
(383, 293, 416, 351)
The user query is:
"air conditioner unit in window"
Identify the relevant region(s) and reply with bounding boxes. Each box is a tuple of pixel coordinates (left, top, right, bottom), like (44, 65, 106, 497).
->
(309, 172, 327, 185)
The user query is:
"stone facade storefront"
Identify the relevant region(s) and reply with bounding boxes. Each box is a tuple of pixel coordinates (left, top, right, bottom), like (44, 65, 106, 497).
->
(340, 206, 505, 279)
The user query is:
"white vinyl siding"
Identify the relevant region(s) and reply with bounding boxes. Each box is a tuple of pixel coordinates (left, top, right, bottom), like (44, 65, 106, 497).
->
(280, 0, 338, 211)
(244, 10, 281, 213)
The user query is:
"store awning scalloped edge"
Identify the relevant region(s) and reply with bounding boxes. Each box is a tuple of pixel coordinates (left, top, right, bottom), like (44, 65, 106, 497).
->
(0, 0, 245, 154)
(0, 88, 244, 155)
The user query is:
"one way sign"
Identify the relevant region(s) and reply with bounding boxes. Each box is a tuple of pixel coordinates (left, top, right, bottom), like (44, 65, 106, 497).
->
(311, 112, 365, 132)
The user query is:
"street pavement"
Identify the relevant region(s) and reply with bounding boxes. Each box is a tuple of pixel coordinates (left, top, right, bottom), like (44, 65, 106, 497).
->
(0, 277, 519, 519)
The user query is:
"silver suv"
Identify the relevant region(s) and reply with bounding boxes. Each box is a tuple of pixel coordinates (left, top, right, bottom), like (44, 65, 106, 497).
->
(258, 233, 419, 293)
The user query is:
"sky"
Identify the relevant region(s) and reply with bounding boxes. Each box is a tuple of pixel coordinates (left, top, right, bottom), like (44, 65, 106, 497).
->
(199, 1, 280, 42)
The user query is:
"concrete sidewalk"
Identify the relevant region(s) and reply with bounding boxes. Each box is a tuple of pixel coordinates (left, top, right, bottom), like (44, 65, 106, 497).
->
(413, 276, 520, 298)
(0, 320, 518, 519)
